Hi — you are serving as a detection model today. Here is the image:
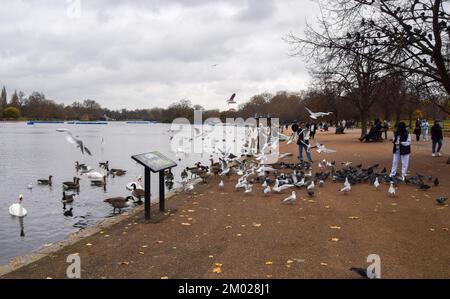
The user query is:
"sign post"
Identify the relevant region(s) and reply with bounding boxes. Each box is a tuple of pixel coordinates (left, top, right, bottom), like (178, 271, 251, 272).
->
(131, 151, 177, 220)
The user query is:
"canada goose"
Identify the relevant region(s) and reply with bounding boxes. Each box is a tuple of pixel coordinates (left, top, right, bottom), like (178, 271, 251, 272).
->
(128, 183, 145, 201)
(104, 197, 130, 214)
(9, 195, 27, 217)
(180, 169, 188, 181)
(62, 191, 76, 209)
(164, 168, 174, 181)
(63, 177, 80, 190)
(38, 175, 53, 186)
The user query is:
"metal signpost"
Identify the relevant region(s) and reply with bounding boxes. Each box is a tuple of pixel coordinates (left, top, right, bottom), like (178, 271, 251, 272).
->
(131, 151, 177, 220)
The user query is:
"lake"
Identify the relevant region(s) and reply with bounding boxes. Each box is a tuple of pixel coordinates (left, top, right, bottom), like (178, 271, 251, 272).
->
(0, 121, 248, 265)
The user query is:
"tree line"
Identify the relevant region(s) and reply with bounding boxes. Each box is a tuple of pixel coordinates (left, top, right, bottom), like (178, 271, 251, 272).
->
(0, 84, 445, 126)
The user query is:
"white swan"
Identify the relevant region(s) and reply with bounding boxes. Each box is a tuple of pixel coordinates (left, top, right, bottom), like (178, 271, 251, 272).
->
(9, 195, 27, 217)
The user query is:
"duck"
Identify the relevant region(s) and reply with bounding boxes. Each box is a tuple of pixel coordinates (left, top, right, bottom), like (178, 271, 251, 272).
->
(38, 175, 53, 186)
(63, 177, 81, 190)
(75, 161, 88, 171)
(62, 191, 76, 209)
(99, 161, 109, 171)
(9, 195, 27, 217)
(104, 197, 130, 214)
(110, 168, 127, 177)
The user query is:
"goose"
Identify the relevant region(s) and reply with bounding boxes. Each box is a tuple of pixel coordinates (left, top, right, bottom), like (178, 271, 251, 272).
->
(75, 161, 88, 171)
(38, 175, 53, 186)
(99, 161, 109, 171)
(63, 177, 80, 190)
(62, 192, 76, 209)
(128, 183, 145, 202)
(104, 197, 130, 214)
(180, 169, 188, 181)
(9, 195, 27, 217)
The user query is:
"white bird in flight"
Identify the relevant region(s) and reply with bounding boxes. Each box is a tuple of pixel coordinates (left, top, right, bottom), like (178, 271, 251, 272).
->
(58, 129, 92, 156)
(305, 107, 333, 119)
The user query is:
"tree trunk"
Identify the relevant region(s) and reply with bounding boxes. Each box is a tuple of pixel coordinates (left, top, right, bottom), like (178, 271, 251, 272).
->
(360, 110, 368, 137)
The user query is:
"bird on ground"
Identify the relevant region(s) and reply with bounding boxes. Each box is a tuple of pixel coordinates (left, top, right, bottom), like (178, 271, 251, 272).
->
(27, 183, 33, 190)
(340, 183, 351, 194)
(181, 169, 188, 181)
(38, 175, 53, 186)
(307, 190, 315, 197)
(436, 196, 447, 205)
(62, 130, 92, 155)
(373, 177, 380, 189)
(307, 181, 315, 190)
(418, 181, 431, 191)
(104, 197, 130, 214)
(273, 184, 294, 193)
(263, 185, 271, 196)
(244, 184, 253, 194)
(219, 180, 224, 189)
(282, 191, 297, 204)
(434, 177, 439, 187)
(9, 195, 27, 217)
(305, 107, 333, 119)
(388, 182, 396, 197)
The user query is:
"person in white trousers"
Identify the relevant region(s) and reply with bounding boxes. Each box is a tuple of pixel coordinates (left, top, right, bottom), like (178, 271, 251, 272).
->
(390, 122, 411, 181)
(421, 119, 429, 141)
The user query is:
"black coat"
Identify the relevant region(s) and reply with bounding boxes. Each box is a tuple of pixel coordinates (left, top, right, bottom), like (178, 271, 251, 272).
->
(431, 125, 443, 141)
(393, 132, 411, 155)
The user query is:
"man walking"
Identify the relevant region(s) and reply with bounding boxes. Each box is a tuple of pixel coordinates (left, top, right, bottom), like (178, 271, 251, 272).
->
(297, 122, 313, 163)
(431, 120, 443, 157)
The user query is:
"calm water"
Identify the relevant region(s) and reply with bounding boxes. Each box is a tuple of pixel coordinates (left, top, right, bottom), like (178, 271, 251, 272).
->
(0, 122, 227, 265)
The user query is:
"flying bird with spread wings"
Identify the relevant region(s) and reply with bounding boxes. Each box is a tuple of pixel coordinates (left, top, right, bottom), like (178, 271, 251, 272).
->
(305, 107, 333, 119)
(58, 129, 92, 156)
(227, 93, 237, 105)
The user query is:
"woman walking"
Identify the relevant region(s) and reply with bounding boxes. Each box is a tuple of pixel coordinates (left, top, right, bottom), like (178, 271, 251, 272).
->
(431, 120, 443, 157)
(421, 119, 430, 141)
(390, 122, 411, 181)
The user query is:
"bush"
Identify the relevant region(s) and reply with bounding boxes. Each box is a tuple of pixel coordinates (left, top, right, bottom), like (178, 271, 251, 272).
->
(3, 106, 21, 119)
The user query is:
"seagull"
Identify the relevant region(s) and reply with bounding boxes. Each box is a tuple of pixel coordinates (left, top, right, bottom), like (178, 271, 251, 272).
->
(388, 183, 396, 197)
(273, 184, 294, 193)
(344, 177, 351, 188)
(219, 180, 224, 189)
(316, 143, 336, 154)
(295, 178, 306, 188)
(62, 130, 92, 155)
(305, 107, 333, 119)
(227, 93, 237, 105)
(282, 191, 297, 204)
(244, 184, 253, 194)
(263, 185, 271, 196)
(340, 183, 351, 194)
(373, 177, 380, 189)
(307, 181, 315, 190)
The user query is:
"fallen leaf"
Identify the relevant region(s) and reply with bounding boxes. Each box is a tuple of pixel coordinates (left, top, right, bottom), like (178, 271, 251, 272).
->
(181, 223, 192, 226)
(139, 251, 145, 255)
(286, 260, 294, 264)
(208, 255, 214, 259)
(118, 262, 130, 265)
(161, 276, 169, 279)
(430, 228, 435, 232)
(236, 234, 242, 237)
(324, 205, 331, 209)
(213, 267, 222, 274)
(155, 241, 164, 244)
(330, 226, 341, 230)
(215, 263, 223, 267)
(86, 243, 93, 246)
(141, 245, 148, 248)
(188, 210, 195, 213)
(225, 226, 232, 229)
(348, 216, 360, 220)
(253, 223, 262, 228)
(265, 261, 273, 265)
(320, 263, 328, 266)
(442, 228, 448, 231)
(330, 238, 340, 242)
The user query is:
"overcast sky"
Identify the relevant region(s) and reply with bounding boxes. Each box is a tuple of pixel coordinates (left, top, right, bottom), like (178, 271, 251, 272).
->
(0, 0, 320, 110)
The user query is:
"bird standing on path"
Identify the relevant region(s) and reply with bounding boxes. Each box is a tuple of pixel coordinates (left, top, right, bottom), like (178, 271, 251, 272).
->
(373, 177, 380, 190)
(388, 183, 396, 197)
(282, 191, 297, 204)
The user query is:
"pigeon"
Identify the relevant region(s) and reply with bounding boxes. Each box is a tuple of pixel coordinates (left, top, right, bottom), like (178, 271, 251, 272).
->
(219, 180, 224, 189)
(436, 196, 447, 205)
(319, 179, 324, 187)
(418, 181, 431, 191)
(282, 191, 296, 204)
(388, 182, 396, 197)
(433, 177, 439, 187)
(373, 177, 380, 189)
(307, 190, 315, 197)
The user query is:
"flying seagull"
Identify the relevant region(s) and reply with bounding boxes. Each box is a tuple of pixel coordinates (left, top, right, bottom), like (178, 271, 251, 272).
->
(60, 130, 92, 156)
(227, 93, 237, 105)
(305, 107, 333, 119)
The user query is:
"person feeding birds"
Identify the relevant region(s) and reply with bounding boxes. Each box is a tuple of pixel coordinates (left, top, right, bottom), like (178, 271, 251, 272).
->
(389, 122, 411, 181)
(296, 122, 313, 163)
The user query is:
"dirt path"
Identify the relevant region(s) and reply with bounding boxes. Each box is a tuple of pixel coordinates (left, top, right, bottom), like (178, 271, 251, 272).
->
(2, 129, 449, 279)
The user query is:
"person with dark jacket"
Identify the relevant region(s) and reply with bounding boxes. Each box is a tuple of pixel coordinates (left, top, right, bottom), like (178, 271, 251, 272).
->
(431, 121, 443, 157)
(296, 122, 313, 163)
(414, 119, 421, 141)
(389, 122, 411, 181)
